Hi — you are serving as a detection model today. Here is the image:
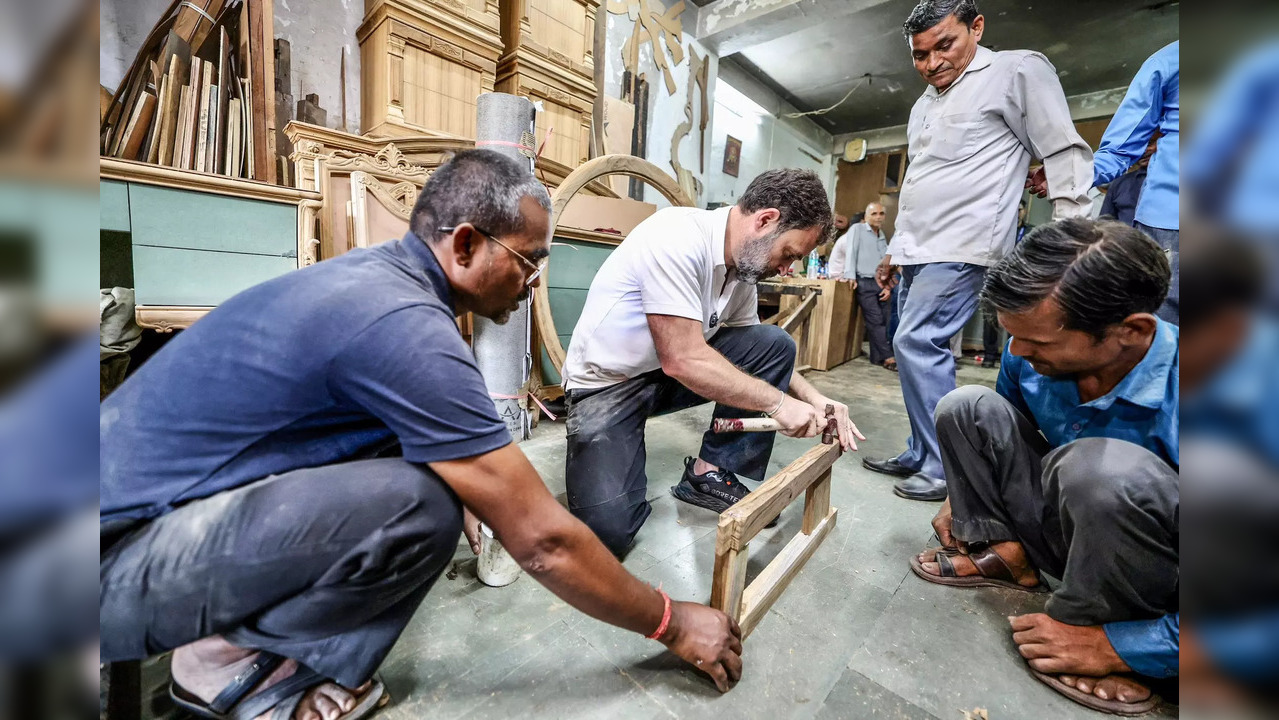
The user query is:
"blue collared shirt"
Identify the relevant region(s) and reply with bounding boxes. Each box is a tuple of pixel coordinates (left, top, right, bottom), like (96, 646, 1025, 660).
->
(997, 319, 1179, 678)
(1093, 41, 1179, 231)
(996, 318, 1179, 468)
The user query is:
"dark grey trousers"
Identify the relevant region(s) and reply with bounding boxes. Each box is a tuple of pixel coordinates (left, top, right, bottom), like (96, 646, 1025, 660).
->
(854, 276, 893, 365)
(100, 458, 463, 687)
(935, 386, 1179, 625)
(564, 324, 797, 555)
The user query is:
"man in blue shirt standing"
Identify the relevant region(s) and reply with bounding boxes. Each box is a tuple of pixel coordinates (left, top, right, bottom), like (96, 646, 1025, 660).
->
(100, 151, 745, 720)
(908, 218, 1178, 714)
(1093, 41, 1179, 322)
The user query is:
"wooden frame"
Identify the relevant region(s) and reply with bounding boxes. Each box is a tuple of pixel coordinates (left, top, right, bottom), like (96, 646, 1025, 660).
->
(100, 157, 322, 332)
(757, 282, 821, 374)
(711, 441, 841, 638)
(358, 0, 503, 139)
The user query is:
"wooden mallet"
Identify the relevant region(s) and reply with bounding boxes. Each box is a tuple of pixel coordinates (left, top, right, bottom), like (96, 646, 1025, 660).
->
(712, 404, 838, 444)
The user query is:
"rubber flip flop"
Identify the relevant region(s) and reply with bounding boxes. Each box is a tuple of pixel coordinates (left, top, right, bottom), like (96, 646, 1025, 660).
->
(1031, 669, 1161, 716)
(909, 546, 1048, 594)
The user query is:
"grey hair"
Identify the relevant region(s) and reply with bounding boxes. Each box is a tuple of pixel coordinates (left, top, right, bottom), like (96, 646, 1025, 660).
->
(736, 168, 834, 243)
(409, 149, 551, 242)
(903, 0, 980, 38)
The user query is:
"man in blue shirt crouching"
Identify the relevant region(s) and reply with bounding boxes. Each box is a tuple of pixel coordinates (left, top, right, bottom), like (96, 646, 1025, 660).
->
(908, 218, 1178, 714)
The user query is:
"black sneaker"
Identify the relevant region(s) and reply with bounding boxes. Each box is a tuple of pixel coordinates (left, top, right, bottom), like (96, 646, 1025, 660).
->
(670, 457, 778, 527)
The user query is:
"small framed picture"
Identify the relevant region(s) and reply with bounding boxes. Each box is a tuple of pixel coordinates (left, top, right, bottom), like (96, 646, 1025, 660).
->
(723, 135, 742, 177)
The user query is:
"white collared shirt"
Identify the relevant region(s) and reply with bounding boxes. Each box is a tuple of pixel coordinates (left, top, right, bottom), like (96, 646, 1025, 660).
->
(888, 46, 1093, 267)
(562, 206, 759, 390)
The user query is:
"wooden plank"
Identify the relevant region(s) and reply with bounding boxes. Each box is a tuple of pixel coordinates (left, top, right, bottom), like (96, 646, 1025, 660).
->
(709, 542, 749, 623)
(738, 509, 836, 638)
(778, 289, 817, 334)
(720, 441, 841, 550)
(119, 92, 158, 160)
(247, 0, 276, 183)
(802, 469, 831, 535)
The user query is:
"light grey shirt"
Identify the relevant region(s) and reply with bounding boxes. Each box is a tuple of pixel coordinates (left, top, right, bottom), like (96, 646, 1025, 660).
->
(842, 222, 888, 279)
(888, 46, 1093, 267)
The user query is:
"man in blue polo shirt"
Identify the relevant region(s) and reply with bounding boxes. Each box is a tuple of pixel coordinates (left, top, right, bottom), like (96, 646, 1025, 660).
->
(100, 150, 744, 720)
(907, 218, 1178, 714)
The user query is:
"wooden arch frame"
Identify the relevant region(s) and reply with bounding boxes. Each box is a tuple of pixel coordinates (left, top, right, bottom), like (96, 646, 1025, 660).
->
(533, 154, 694, 372)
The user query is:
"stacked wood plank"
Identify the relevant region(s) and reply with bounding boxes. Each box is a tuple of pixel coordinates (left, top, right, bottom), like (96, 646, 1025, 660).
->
(100, 0, 277, 183)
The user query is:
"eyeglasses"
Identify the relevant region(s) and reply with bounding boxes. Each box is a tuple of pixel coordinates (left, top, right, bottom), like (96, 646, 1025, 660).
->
(439, 225, 547, 286)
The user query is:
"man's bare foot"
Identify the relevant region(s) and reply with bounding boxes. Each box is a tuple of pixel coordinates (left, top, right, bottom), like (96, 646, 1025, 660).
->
(171, 636, 371, 720)
(915, 541, 1041, 588)
(1056, 674, 1152, 704)
(1010, 614, 1152, 705)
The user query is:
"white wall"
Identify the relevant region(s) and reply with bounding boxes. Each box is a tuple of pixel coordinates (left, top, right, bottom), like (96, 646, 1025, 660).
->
(704, 79, 835, 208)
(602, 1, 718, 209)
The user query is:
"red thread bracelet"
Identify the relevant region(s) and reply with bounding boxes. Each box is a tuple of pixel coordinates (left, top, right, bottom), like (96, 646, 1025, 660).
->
(646, 589, 672, 640)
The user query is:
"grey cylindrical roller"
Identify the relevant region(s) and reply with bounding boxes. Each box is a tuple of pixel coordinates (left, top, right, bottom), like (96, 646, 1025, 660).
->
(471, 92, 537, 441)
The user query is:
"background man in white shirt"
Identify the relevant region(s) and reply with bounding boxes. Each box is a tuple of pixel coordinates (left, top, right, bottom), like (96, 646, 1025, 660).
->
(863, 0, 1093, 502)
(562, 169, 864, 556)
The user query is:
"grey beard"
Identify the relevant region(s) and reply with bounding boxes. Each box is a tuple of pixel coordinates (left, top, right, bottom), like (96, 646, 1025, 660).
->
(736, 229, 782, 284)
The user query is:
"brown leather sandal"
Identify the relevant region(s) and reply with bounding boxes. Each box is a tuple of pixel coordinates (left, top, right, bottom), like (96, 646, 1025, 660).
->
(909, 545, 1047, 593)
(1030, 670, 1161, 716)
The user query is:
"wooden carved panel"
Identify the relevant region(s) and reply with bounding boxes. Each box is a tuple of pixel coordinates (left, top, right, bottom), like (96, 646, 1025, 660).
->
(400, 44, 482, 138)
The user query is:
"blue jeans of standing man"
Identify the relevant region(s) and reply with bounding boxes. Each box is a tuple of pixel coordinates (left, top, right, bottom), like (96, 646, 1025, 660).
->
(891, 262, 987, 480)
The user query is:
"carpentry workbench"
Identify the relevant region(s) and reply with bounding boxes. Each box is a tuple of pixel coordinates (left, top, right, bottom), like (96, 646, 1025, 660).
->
(763, 278, 862, 371)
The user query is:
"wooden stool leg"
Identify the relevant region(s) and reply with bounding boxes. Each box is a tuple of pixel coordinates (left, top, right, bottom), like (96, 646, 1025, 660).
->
(106, 660, 142, 720)
(710, 544, 749, 623)
(802, 469, 831, 535)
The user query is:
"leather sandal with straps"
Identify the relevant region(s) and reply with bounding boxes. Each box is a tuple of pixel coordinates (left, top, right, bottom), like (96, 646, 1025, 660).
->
(909, 544, 1048, 593)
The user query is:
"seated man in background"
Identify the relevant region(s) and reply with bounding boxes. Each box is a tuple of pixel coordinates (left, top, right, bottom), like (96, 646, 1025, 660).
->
(909, 218, 1177, 715)
(100, 150, 746, 720)
(839, 203, 895, 371)
(561, 169, 863, 557)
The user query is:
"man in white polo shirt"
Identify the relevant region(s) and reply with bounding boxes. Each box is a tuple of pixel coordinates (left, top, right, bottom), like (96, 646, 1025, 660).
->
(562, 169, 864, 556)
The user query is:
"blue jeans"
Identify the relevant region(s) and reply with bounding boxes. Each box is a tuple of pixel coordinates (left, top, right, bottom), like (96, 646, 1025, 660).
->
(1135, 222, 1178, 324)
(891, 262, 987, 480)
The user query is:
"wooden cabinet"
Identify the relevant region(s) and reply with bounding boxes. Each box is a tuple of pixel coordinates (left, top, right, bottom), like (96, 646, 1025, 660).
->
(495, 0, 597, 168)
(358, 0, 504, 139)
(100, 158, 321, 331)
(777, 278, 860, 371)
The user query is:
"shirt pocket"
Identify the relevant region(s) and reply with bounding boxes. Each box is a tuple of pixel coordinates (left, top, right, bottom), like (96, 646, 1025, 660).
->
(928, 112, 984, 162)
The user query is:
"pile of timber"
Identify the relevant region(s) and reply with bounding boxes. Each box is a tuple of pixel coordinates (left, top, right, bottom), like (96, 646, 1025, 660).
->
(100, 0, 275, 183)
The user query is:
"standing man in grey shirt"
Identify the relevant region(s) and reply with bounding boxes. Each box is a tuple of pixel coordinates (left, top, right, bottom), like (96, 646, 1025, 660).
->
(862, 0, 1093, 501)
(840, 203, 896, 371)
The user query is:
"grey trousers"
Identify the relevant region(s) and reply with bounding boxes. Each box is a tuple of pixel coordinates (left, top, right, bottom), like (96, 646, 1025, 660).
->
(564, 324, 797, 555)
(935, 386, 1179, 625)
(854, 276, 893, 365)
(100, 458, 463, 687)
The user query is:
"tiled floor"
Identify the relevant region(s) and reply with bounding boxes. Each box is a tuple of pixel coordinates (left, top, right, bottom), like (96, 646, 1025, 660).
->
(138, 356, 1178, 719)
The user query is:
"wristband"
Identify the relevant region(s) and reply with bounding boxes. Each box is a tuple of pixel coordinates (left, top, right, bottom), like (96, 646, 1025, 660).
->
(765, 390, 786, 417)
(646, 589, 672, 640)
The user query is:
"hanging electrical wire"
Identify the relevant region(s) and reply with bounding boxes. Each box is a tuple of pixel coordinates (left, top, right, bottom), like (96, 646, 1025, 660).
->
(784, 74, 872, 118)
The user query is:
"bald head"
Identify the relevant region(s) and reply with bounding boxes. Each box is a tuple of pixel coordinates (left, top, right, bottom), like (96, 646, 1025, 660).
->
(864, 202, 886, 232)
